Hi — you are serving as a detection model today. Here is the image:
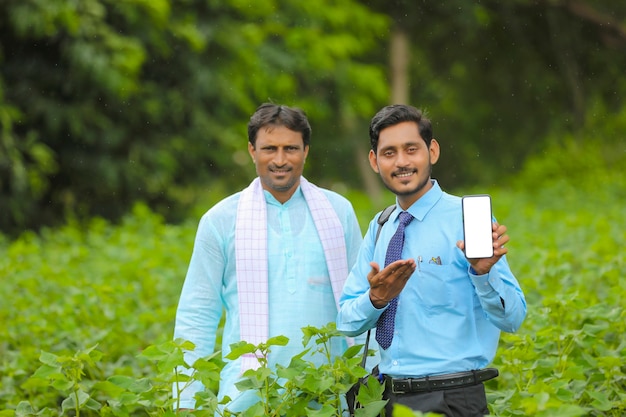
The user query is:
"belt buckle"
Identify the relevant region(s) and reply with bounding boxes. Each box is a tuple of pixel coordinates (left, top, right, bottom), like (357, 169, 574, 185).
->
(392, 379, 410, 394)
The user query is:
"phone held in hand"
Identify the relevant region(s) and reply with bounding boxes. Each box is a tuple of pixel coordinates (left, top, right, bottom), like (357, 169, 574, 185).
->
(461, 194, 494, 259)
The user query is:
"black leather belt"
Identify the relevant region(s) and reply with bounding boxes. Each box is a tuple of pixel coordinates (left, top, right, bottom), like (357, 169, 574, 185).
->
(385, 368, 499, 394)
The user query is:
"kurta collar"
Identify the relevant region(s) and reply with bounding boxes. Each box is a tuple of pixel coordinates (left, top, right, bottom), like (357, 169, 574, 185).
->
(263, 185, 304, 207)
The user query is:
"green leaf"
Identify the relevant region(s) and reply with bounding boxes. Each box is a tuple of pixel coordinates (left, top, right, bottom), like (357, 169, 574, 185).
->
(92, 380, 126, 396)
(61, 389, 91, 413)
(14, 402, 36, 415)
(107, 375, 152, 394)
(266, 335, 289, 347)
(106, 375, 136, 390)
(31, 364, 62, 380)
(305, 404, 336, 417)
(356, 375, 386, 406)
(51, 379, 74, 391)
(343, 344, 365, 359)
(38, 351, 60, 366)
(587, 391, 615, 412)
(354, 400, 388, 417)
(225, 341, 257, 360)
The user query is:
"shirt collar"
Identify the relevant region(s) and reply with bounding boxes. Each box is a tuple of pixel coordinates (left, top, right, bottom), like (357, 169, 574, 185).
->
(391, 179, 443, 223)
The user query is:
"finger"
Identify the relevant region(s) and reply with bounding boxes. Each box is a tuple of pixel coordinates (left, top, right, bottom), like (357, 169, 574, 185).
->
(394, 263, 416, 279)
(369, 261, 381, 274)
(493, 231, 509, 249)
(494, 245, 508, 257)
(387, 266, 410, 280)
(495, 224, 507, 237)
(367, 270, 376, 285)
(399, 269, 414, 282)
(367, 262, 381, 285)
(378, 263, 412, 284)
(389, 258, 416, 268)
(397, 261, 416, 272)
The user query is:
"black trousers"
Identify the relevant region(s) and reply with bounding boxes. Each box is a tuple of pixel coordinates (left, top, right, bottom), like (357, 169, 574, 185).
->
(382, 382, 489, 417)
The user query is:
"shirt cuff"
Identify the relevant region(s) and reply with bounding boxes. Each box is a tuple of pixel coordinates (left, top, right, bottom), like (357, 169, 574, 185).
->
(364, 290, 389, 312)
(469, 266, 497, 295)
(471, 266, 508, 296)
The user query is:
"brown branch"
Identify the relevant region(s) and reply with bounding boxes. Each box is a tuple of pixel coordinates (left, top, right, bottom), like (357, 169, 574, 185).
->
(562, 0, 626, 46)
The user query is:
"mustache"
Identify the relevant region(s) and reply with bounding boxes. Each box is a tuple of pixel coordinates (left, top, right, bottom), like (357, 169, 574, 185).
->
(392, 168, 416, 176)
(269, 164, 291, 171)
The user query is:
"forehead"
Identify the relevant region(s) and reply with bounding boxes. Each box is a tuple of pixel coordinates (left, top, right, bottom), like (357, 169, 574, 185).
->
(256, 125, 304, 146)
(378, 121, 424, 148)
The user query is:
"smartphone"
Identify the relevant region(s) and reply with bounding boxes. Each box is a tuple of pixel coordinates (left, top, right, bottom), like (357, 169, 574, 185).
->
(461, 194, 494, 259)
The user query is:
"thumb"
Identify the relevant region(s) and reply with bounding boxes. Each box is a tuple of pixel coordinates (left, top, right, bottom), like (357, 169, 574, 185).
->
(367, 262, 381, 283)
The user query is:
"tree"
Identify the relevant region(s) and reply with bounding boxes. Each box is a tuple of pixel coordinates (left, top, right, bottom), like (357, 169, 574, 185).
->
(0, 0, 389, 234)
(2, 0, 625, 234)
(363, 0, 626, 186)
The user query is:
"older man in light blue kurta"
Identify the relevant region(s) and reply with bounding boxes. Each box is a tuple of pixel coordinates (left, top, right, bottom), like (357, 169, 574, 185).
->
(174, 181, 362, 411)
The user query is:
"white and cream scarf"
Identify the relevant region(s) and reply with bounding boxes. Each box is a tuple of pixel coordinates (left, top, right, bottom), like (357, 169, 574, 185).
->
(235, 177, 348, 372)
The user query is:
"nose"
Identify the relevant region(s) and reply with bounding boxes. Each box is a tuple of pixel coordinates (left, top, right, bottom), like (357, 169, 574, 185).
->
(274, 149, 287, 166)
(395, 151, 409, 167)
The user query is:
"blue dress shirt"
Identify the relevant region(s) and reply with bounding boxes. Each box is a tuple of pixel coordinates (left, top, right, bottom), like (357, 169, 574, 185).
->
(337, 180, 526, 378)
(174, 184, 363, 411)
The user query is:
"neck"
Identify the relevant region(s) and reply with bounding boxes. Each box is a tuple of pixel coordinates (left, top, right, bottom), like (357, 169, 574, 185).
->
(397, 178, 433, 210)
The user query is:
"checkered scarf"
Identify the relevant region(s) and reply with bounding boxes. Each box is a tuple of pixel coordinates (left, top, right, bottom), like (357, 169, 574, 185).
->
(235, 177, 348, 372)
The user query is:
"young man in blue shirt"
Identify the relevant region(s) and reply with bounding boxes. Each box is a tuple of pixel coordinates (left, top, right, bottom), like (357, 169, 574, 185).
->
(337, 104, 526, 416)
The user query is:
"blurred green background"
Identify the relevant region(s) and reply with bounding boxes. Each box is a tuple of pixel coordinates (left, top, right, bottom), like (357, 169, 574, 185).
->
(1, 0, 625, 235)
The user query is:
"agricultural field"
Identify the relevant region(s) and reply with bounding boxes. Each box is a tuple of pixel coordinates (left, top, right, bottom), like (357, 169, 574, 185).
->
(1, 159, 625, 416)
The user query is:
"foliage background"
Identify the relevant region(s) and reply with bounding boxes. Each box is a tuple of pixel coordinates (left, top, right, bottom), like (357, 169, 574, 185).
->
(1, 0, 625, 234)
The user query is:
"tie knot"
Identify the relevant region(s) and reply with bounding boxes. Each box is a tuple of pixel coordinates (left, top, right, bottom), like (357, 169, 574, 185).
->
(398, 211, 413, 227)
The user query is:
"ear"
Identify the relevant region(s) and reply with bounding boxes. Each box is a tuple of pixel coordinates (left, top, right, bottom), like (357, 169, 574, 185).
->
(429, 139, 440, 165)
(368, 149, 380, 173)
(303, 144, 310, 161)
(248, 142, 256, 163)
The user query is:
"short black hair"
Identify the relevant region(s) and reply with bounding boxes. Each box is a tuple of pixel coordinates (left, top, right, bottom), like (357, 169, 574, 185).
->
(369, 104, 433, 152)
(247, 103, 311, 148)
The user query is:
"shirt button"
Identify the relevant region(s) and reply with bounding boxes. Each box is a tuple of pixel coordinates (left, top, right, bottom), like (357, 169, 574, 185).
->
(393, 360, 398, 366)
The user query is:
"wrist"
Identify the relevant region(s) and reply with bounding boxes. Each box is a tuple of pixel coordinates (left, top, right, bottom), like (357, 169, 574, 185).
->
(369, 292, 389, 308)
(469, 266, 488, 275)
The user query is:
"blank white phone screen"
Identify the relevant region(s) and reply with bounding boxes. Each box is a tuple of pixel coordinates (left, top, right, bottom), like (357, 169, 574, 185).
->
(462, 195, 494, 259)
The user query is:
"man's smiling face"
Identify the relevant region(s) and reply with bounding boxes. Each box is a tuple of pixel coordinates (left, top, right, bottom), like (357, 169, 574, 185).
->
(369, 121, 440, 209)
(249, 124, 309, 203)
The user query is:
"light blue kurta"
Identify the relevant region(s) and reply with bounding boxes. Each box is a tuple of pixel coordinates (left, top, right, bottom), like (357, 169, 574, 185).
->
(174, 184, 362, 411)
